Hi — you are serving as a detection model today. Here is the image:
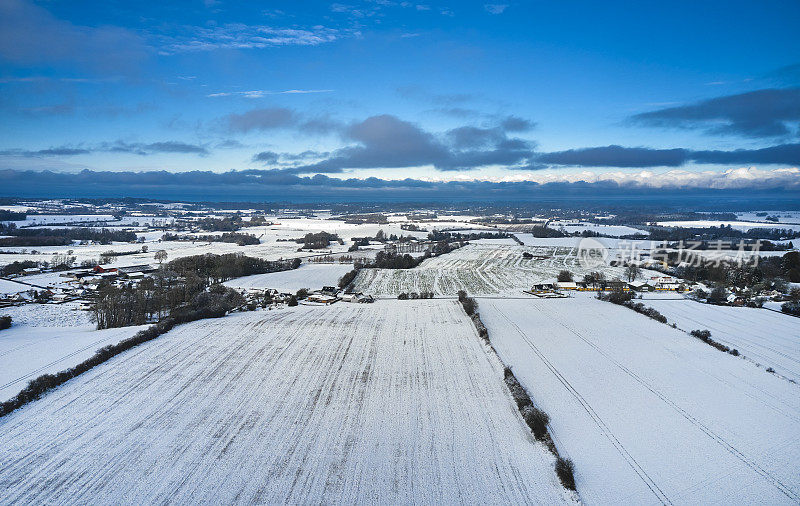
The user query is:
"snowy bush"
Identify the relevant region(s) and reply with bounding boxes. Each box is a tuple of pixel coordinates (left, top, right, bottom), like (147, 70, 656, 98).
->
(555, 457, 576, 491)
(522, 405, 550, 440)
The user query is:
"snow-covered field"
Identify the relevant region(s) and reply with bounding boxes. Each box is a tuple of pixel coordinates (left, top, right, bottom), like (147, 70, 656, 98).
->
(0, 323, 147, 401)
(0, 301, 574, 504)
(0, 302, 146, 401)
(547, 221, 645, 237)
(1, 214, 117, 228)
(643, 299, 800, 382)
(480, 297, 800, 505)
(736, 212, 800, 225)
(1, 302, 93, 327)
(352, 243, 651, 296)
(0, 278, 34, 294)
(224, 263, 354, 292)
(657, 220, 800, 232)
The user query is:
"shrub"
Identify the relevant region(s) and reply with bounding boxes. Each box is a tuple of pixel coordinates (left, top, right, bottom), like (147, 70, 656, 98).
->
(557, 270, 573, 282)
(598, 290, 667, 323)
(296, 288, 309, 299)
(555, 457, 576, 490)
(457, 292, 477, 315)
(338, 268, 360, 289)
(690, 329, 732, 353)
(522, 405, 550, 440)
(0, 315, 11, 330)
(287, 295, 298, 307)
(781, 301, 800, 317)
(708, 286, 728, 304)
(766, 367, 776, 373)
(397, 292, 409, 300)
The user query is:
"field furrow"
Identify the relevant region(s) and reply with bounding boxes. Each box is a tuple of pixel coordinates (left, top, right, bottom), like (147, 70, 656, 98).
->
(0, 300, 573, 504)
(480, 297, 800, 505)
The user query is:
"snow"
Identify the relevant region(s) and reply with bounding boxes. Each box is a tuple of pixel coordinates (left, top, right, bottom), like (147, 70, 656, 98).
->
(0, 301, 574, 504)
(224, 263, 354, 292)
(1, 302, 93, 327)
(353, 243, 658, 296)
(0, 324, 148, 401)
(736, 212, 800, 225)
(547, 221, 645, 237)
(657, 220, 800, 232)
(2, 214, 117, 228)
(0, 279, 33, 295)
(643, 299, 800, 382)
(479, 297, 800, 505)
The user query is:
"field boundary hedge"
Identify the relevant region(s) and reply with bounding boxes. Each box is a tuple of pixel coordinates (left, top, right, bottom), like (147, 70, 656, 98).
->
(0, 287, 246, 418)
(456, 291, 578, 492)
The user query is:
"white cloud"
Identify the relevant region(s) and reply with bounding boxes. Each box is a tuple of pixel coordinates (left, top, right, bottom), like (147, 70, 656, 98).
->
(207, 89, 334, 98)
(162, 24, 348, 53)
(484, 4, 508, 14)
(422, 167, 800, 189)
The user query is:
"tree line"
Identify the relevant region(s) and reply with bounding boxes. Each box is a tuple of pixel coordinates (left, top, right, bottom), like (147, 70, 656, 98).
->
(0, 226, 138, 246)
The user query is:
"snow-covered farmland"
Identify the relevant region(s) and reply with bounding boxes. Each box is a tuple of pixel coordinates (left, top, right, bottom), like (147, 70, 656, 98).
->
(547, 221, 645, 237)
(0, 323, 147, 401)
(1, 301, 93, 327)
(480, 297, 800, 505)
(1, 214, 117, 228)
(352, 243, 650, 296)
(224, 262, 354, 292)
(643, 299, 800, 382)
(0, 301, 574, 504)
(657, 220, 800, 232)
(736, 212, 800, 225)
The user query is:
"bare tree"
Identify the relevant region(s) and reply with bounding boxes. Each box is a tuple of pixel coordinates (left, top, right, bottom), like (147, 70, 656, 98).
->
(154, 250, 168, 264)
(625, 263, 640, 282)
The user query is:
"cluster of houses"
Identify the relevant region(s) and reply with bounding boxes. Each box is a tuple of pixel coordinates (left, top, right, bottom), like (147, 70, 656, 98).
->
(530, 276, 690, 295)
(236, 285, 375, 307)
(302, 286, 375, 305)
(0, 264, 160, 309)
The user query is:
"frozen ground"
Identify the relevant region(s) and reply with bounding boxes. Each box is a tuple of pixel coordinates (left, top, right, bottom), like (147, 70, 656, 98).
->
(223, 263, 354, 293)
(0, 301, 574, 504)
(480, 297, 800, 505)
(353, 243, 654, 296)
(643, 299, 800, 382)
(0, 323, 147, 401)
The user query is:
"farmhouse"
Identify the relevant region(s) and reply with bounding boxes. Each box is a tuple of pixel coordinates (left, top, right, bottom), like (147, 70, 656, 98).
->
(118, 264, 157, 278)
(531, 283, 556, 293)
(307, 293, 338, 304)
(321, 286, 339, 296)
(554, 281, 578, 290)
(628, 280, 655, 292)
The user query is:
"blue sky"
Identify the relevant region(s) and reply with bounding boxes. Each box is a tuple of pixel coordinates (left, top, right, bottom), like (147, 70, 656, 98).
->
(0, 0, 799, 195)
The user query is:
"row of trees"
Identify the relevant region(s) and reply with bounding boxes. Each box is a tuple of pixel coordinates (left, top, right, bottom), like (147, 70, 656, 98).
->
(162, 232, 260, 246)
(0, 226, 138, 246)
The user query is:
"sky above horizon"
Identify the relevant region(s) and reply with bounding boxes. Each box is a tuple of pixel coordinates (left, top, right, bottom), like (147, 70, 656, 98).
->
(1, 0, 799, 189)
